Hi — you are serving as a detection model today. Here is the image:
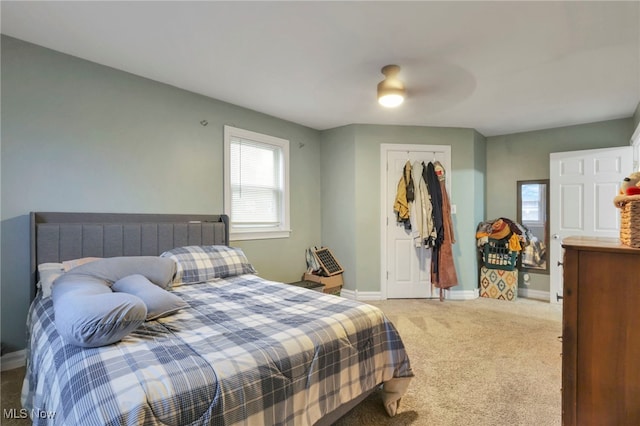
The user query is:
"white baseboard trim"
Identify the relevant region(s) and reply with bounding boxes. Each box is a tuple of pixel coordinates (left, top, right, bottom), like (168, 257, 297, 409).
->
(445, 288, 480, 300)
(340, 289, 383, 300)
(1, 349, 26, 371)
(341, 288, 480, 301)
(518, 288, 550, 301)
(342, 287, 550, 302)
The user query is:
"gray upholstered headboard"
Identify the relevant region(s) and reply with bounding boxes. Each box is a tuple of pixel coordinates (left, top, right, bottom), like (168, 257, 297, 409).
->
(30, 212, 229, 298)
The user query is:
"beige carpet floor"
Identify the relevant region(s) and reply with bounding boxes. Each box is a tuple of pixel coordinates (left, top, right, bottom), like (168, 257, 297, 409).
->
(335, 297, 562, 426)
(1, 297, 562, 426)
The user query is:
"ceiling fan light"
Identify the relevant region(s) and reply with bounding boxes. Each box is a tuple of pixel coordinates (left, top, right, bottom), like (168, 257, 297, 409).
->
(377, 64, 406, 108)
(378, 92, 405, 107)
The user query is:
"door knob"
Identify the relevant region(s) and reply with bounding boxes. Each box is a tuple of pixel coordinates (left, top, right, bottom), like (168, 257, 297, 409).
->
(552, 234, 560, 240)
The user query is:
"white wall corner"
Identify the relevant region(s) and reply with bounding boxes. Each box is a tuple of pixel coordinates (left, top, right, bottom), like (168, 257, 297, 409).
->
(1, 349, 26, 371)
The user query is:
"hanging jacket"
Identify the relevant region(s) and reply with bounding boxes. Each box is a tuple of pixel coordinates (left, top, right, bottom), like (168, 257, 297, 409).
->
(428, 162, 444, 247)
(431, 161, 458, 289)
(423, 162, 444, 282)
(393, 161, 413, 230)
(410, 161, 435, 247)
(423, 162, 443, 248)
(404, 161, 415, 203)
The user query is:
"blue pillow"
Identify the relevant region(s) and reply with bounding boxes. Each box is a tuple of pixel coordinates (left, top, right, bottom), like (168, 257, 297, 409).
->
(113, 274, 188, 320)
(52, 274, 147, 348)
(161, 245, 257, 285)
(65, 256, 177, 289)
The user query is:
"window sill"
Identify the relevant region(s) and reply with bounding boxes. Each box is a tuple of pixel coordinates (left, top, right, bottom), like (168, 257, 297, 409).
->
(230, 229, 291, 241)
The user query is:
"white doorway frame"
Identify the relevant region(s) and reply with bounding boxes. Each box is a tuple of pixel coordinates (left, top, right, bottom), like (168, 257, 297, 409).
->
(380, 143, 452, 300)
(632, 122, 640, 171)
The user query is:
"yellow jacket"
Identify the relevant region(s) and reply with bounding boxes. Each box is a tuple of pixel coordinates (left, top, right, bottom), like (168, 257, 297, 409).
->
(394, 162, 412, 221)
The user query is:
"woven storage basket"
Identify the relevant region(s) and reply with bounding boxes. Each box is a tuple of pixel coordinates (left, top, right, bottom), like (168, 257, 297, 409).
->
(620, 200, 640, 248)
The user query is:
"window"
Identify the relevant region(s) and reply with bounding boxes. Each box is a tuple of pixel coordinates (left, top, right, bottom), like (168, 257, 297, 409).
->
(521, 184, 546, 224)
(224, 126, 290, 240)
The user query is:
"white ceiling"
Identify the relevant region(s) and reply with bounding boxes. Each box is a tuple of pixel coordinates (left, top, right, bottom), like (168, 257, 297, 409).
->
(2, 1, 639, 137)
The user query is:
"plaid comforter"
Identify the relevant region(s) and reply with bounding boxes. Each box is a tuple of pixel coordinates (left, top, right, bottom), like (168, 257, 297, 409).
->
(22, 275, 413, 425)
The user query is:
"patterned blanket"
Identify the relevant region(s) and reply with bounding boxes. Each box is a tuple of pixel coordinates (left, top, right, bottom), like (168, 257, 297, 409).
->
(22, 275, 413, 425)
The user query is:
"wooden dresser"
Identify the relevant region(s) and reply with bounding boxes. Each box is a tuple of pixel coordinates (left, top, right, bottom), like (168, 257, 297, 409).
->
(561, 236, 640, 425)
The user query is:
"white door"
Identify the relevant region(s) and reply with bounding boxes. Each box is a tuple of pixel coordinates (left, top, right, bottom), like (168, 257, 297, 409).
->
(549, 146, 633, 304)
(381, 144, 451, 299)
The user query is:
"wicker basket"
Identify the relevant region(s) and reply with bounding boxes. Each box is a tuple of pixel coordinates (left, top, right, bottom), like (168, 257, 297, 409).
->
(620, 200, 640, 248)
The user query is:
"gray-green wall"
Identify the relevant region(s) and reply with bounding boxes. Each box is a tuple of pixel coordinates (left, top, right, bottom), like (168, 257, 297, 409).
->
(1, 36, 322, 351)
(320, 124, 486, 295)
(319, 126, 358, 290)
(485, 118, 634, 293)
(2, 35, 637, 352)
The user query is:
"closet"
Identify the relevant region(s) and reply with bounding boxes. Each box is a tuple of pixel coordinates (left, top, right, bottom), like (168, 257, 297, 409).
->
(382, 144, 452, 299)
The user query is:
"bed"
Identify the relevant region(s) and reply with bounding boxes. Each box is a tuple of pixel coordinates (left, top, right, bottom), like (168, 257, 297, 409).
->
(22, 212, 413, 425)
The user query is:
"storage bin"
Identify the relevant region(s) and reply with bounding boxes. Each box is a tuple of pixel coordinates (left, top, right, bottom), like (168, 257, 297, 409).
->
(620, 200, 640, 248)
(482, 238, 518, 271)
(480, 266, 518, 301)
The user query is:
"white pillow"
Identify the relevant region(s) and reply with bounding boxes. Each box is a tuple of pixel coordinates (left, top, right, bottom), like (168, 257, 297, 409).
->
(37, 263, 65, 298)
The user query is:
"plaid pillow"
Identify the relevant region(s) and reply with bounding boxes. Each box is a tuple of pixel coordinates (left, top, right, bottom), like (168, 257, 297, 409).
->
(161, 245, 257, 285)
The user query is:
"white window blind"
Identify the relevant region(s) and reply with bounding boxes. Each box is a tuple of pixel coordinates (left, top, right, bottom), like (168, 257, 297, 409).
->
(224, 126, 290, 240)
(230, 138, 282, 227)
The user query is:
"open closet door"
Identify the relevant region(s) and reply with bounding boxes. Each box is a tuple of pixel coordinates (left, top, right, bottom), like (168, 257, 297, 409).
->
(381, 144, 452, 299)
(549, 146, 632, 304)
